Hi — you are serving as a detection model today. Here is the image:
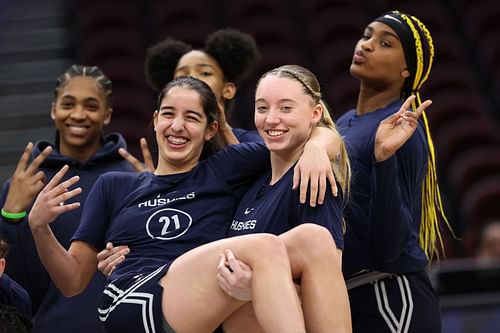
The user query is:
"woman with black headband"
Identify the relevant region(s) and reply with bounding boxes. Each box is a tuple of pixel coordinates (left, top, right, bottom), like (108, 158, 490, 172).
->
(336, 11, 451, 333)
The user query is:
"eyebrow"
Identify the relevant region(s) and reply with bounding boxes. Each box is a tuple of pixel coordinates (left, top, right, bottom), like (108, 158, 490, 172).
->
(255, 98, 297, 104)
(365, 25, 400, 40)
(176, 63, 214, 72)
(60, 95, 100, 103)
(160, 106, 204, 118)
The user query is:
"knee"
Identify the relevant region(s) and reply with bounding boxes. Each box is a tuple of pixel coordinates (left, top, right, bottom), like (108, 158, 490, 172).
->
(293, 223, 336, 252)
(288, 224, 341, 267)
(249, 234, 289, 266)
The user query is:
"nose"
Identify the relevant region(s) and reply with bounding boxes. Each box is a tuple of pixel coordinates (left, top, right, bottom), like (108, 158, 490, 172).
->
(360, 38, 373, 52)
(265, 108, 281, 126)
(70, 105, 86, 120)
(170, 115, 185, 131)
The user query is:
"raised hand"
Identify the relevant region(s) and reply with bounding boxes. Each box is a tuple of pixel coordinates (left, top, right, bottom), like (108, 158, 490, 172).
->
(97, 242, 129, 276)
(28, 165, 81, 230)
(119, 137, 155, 172)
(2, 142, 52, 217)
(374, 95, 432, 162)
(216, 249, 253, 301)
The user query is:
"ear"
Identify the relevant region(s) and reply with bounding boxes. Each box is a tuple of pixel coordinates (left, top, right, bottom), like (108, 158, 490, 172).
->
(401, 69, 410, 78)
(0, 258, 5, 276)
(222, 82, 236, 100)
(311, 103, 323, 126)
(153, 110, 159, 131)
(50, 102, 56, 120)
(205, 121, 219, 141)
(103, 108, 113, 125)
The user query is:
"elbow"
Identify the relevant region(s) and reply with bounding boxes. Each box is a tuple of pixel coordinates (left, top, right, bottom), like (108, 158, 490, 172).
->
(58, 281, 86, 298)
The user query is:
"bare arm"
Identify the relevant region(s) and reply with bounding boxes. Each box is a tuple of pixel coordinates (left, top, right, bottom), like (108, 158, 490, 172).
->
(28, 165, 97, 296)
(294, 126, 342, 206)
(217, 101, 239, 145)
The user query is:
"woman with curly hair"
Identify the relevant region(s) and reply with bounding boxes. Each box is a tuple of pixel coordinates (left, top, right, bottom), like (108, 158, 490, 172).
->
(145, 28, 261, 143)
(120, 28, 262, 171)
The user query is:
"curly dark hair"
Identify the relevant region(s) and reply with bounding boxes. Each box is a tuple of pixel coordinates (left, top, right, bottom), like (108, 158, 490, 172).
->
(204, 28, 260, 83)
(144, 28, 260, 93)
(0, 239, 8, 259)
(144, 38, 193, 93)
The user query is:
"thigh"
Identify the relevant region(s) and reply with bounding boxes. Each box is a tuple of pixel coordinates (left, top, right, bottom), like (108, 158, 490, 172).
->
(349, 272, 441, 333)
(161, 233, 288, 332)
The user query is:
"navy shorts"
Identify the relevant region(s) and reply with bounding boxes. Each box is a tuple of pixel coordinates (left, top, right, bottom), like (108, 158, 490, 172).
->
(348, 271, 441, 333)
(98, 265, 175, 333)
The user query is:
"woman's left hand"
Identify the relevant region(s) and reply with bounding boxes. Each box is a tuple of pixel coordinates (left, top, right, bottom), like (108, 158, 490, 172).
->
(374, 95, 432, 162)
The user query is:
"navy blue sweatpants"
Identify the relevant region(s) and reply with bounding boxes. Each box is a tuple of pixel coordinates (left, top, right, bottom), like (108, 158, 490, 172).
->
(348, 271, 441, 333)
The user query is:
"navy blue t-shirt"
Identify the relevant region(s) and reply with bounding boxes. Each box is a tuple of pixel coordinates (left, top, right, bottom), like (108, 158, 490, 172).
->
(0, 273, 31, 319)
(336, 100, 429, 277)
(226, 167, 344, 250)
(72, 142, 269, 282)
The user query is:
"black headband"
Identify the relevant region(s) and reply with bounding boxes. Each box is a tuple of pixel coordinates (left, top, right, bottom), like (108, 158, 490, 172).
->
(374, 13, 416, 89)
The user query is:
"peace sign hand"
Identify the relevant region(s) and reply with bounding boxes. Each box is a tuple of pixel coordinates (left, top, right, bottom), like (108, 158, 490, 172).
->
(2, 142, 52, 217)
(374, 96, 432, 162)
(28, 165, 81, 230)
(118, 137, 155, 172)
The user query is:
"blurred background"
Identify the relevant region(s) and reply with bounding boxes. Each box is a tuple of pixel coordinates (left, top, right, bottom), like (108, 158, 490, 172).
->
(0, 0, 499, 331)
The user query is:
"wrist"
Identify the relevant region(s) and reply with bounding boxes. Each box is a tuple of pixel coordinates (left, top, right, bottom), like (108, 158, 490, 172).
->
(1, 208, 27, 221)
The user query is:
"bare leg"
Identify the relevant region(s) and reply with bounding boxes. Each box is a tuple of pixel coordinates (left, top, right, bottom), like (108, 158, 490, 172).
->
(223, 224, 351, 333)
(161, 233, 305, 333)
(223, 302, 264, 333)
(280, 223, 351, 333)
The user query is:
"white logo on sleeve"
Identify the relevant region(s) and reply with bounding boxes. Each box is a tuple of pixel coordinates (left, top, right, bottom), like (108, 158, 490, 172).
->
(146, 208, 192, 240)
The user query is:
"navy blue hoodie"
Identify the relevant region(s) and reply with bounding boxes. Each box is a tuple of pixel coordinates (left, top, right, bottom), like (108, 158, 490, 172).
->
(0, 133, 135, 333)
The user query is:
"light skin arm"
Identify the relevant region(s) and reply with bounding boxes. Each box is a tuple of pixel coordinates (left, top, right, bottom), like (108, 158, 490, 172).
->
(28, 165, 97, 296)
(294, 126, 342, 206)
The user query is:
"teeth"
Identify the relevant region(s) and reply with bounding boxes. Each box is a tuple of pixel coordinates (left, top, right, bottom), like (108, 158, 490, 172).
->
(267, 130, 285, 137)
(167, 136, 187, 144)
(68, 125, 88, 135)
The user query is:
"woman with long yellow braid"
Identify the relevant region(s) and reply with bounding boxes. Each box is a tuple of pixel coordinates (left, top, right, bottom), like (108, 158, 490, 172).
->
(336, 10, 449, 333)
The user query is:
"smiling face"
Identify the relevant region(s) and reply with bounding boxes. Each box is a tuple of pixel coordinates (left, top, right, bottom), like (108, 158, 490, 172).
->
(254, 75, 321, 161)
(154, 85, 217, 174)
(174, 50, 235, 104)
(350, 21, 409, 90)
(51, 76, 112, 161)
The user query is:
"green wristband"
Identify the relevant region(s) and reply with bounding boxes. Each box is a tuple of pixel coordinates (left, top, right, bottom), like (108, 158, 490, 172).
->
(1, 209, 27, 220)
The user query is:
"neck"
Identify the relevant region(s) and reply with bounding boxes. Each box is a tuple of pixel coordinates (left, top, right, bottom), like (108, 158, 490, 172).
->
(155, 160, 196, 176)
(60, 142, 100, 163)
(269, 146, 303, 185)
(356, 83, 401, 115)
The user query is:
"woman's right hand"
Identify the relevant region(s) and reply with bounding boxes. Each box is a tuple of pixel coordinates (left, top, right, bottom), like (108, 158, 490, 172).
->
(119, 137, 155, 172)
(28, 165, 81, 230)
(2, 142, 52, 217)
(216, 249, 253, 301)
(97, 242, 130, 276)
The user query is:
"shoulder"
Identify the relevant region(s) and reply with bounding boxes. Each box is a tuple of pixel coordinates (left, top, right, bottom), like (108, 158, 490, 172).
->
(232, 128, 263, 143)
